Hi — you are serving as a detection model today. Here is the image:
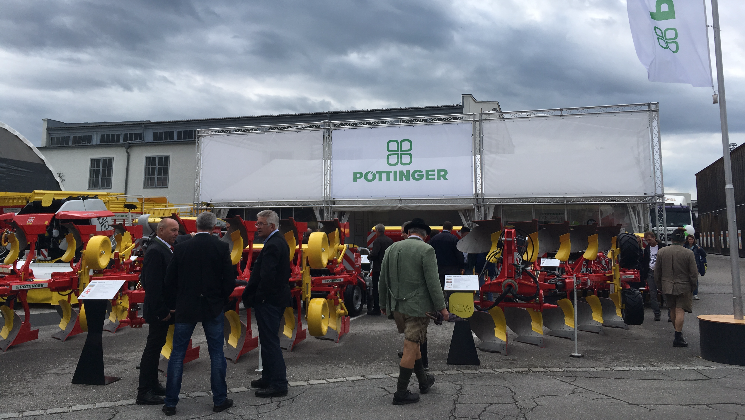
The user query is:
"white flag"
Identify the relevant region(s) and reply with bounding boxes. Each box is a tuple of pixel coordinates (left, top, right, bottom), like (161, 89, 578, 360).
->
(627, 0, 713, 87)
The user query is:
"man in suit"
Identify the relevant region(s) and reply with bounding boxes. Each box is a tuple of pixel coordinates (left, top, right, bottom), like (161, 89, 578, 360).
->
(136, 218, 179, 405)
(242, 209, 291, 398)
(368, 223, 393, 315)
(379, 218, 449, 405)
(640, 231, 666, 321)
(654, 228, 698, 347)
(428, 221, 464, 290)
(161, 212, 236, 416)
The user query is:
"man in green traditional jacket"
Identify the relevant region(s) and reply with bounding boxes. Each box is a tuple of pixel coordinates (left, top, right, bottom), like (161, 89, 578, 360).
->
(379, 218, 449, 405)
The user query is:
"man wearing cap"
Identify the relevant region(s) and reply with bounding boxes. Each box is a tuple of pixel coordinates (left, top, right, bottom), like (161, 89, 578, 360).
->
(654, 227, 698, 347)
(379, 218, 449, 405)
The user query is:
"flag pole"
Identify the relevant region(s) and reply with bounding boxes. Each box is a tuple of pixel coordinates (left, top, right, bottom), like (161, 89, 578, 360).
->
(710, 0, 743, 320)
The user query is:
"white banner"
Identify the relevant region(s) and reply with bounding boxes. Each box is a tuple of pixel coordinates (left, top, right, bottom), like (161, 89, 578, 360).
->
(628, 0, 712, 87)
(199, 131, 324, 202)
(331, 124, 473, 199)
(482, 112, 655, 197)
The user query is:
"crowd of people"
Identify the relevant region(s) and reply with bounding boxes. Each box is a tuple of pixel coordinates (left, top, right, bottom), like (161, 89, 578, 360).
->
(134, 213, 706, 412)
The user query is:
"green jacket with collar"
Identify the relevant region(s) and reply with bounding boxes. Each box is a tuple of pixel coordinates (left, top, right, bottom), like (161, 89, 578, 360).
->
(379, 236, 446, 317)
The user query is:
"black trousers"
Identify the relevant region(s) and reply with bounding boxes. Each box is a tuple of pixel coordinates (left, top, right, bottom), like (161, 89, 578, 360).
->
(255, 303, 288, 390)
(138, 320, 170, 393)
(371, 271, 381, 312)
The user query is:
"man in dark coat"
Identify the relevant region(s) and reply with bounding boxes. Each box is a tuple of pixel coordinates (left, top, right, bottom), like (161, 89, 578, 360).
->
(136, 217, 180, 405)
(368, 223, 393, 315)
(242, 209, 292, 398)
(428, 221, 464, 290)
(162, 212, 236, 416)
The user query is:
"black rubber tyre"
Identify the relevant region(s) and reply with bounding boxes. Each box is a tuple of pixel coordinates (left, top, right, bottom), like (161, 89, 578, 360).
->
(344, 284, 363, 316)
(621, 288, 644, 325)
(617, 232, 641, 269)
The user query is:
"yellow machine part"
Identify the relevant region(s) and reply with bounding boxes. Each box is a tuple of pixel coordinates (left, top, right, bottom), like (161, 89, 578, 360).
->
(301, 266, 312, 304)
(58, 233, 77, 263)
(228, 230, 243, 266)
(610, 290, 623, 317)
(327, 299, 345, 332)
(307, 298, 329, 337)
(2, 232, 19, 265)
(224, 310, 242, 348)
(527, 308, 544, 334)
(58, 299, 88, 332)
(161, 324, 176, 359)
(306, 232, 330, 269)
(523, 231, 539, 263)
(449, 292, 475, 319)
(557, 298, 575, 328)
(28, 289, 78, 305)
(555, 233, 571, 262)
(0, 305, 14, 340)
(488, 306, 508, 342)
(585, 294, 604, 324)
(84, 236, 112, 270)
(109, 295, 129, 324)
(327, 229, 340, 256)
(336, 244, 347, 265)
(281, 307, 296, 338)
(487, 231, 503, 262)
(114, 232, 134, 261)
(284, 230, 296, 262)
(583, 234, 599, 261)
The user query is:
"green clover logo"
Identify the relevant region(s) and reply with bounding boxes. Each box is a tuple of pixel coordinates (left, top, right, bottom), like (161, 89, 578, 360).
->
(655, 26, 679, 53)
(387, 139, 412, 166)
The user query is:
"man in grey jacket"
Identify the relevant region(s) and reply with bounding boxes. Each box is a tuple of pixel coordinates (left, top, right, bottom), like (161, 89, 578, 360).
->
(654, 228, 698, 347)
(379, 218, 449, 405)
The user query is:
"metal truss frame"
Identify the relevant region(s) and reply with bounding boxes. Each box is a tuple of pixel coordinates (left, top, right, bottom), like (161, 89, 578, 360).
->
(195, 103, 661, 216)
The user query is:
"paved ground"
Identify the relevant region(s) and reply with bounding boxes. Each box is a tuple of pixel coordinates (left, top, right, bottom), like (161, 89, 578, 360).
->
(1, 254, 744, 419)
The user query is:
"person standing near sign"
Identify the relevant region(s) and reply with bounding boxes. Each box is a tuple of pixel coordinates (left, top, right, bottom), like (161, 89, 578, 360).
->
(162, 212, 236, 416)
(640, 231, 665, 321)
(429, 221, 464, 290)
(379, 218, 448, 405)
(368, 224, 393, 315)
(136, 217, 179, 405)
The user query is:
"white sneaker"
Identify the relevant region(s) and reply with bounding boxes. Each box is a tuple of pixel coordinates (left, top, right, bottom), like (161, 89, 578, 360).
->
(693, 295, 700, 300)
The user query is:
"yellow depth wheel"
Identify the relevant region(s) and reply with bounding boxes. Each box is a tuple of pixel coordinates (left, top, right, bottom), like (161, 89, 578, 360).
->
(306, 298, 329, 337)
(306, 232, 330, 269)
(84, 236, 112, 270)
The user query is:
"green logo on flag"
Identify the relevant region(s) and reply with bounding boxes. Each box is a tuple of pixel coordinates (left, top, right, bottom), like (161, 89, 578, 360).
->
(655, 26, 679, 53)
(387, 139, 412, 166)
(650, 0, 675, 21)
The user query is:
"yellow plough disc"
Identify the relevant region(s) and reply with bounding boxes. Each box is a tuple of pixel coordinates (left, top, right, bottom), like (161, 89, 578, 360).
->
(284, 230, 297, 262)
(224, 310, 242, 348)
(0, 305, 15, 340)
(306, 232, 330, 269)
(281, 307, 296, 339)
(583, 234, 599, 261)
(228, 230, 243, 266)
(555, 233, 571, 262)
(3, 233, 19, 265)
(58, 233, 77, 263)
(307, 298, 329, 337)
(84, 236, 112, 270)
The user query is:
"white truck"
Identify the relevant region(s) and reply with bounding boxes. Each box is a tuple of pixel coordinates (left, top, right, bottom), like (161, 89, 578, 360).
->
(651, 193, 693, 241)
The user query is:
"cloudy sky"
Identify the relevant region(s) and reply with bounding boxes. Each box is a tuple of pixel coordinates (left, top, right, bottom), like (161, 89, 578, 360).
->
(1, 0, 743, 199)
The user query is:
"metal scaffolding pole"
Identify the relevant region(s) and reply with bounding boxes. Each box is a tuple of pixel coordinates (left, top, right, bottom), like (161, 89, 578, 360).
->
(711, 0, 743, 319)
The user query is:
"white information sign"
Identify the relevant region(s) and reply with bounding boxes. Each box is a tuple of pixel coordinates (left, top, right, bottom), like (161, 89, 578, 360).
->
(541, 258, 561, 267)
(331, 124, 473, 199)
(78, 280, 126, 300)
(444, 275, 480, 291)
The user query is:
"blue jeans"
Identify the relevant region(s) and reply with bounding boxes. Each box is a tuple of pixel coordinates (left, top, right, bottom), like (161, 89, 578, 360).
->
(254, 303, 288, 390)
(165, 313, 227, 407)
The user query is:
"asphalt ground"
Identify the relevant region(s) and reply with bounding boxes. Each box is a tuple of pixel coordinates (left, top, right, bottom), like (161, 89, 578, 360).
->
(1, 254, 744, 419)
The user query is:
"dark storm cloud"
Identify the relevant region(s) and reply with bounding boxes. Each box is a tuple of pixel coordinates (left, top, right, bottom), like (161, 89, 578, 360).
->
(0, 0, 743, 200)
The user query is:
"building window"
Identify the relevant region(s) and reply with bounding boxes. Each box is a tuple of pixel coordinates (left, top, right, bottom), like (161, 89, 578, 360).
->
(50, 136, 70, 146)
(123, 132, 143, 142)
(72, 135, 93, 145)
(177, 130, 196, 140)
(88, 158, 113, 189)
(144, 156, 170, 188)
(152, 131, 174, 142)
(99, 133, 121, 144)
